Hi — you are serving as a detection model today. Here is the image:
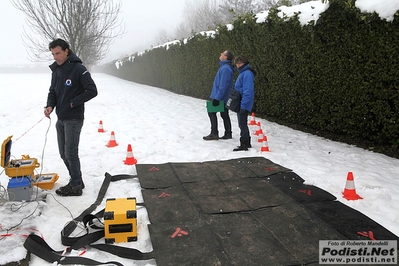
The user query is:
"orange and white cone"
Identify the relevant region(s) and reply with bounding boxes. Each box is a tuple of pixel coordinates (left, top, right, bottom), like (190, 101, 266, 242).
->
(123, 144, 137, 165)
(260, 135, 270, 152)
(254, 122, 262, 136)
(98, 120, 105, 133)
(257, 129, 264, 142)
(249, 112, 256, 126)
(106, 131, 118, 147)
(342, 172, 362, 200)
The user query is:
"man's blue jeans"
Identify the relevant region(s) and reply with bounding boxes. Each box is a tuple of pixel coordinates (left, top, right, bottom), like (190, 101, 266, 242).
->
(56, 119, 84, 188)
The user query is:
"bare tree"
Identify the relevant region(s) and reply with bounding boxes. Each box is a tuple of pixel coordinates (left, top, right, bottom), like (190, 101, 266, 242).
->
(182, 0, 223, 33)
(163, 0, 313, 43)
(156, 28, 170, 45)
(255, 0, 279, 11)
(219, 0, 258, 22)
(178, 0, 273, 36)
(173, 23, 191, 41)
(10, 0, 124, 67)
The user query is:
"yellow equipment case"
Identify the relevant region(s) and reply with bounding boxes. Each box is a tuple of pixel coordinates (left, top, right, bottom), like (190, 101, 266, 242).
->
(1, 136, 40, 178)
(32, 173, 59, 190)
(104, 197, 137, 243)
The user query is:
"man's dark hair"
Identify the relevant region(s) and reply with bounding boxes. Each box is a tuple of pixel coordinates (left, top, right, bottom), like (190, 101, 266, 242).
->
(225, 50, 234, 61)
(234, 54, 249, 65)
(49, 38, 70, 53)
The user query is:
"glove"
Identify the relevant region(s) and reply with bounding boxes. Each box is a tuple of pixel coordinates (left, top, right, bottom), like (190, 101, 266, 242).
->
(212, 99, 220, 106)
(239, 108, 247, 114)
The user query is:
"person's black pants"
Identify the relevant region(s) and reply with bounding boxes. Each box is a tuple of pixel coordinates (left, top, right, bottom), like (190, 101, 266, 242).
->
(207, 107, 232, 136)
(237, 110, 250, 145)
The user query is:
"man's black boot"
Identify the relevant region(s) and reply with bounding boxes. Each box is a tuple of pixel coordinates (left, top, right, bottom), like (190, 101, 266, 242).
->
(203, 134, 219, 140)
(56, 184, 82, 196)
(233, 139, 251, 151)
(220, 132, 232, 139)
(233, 145, 248, 151)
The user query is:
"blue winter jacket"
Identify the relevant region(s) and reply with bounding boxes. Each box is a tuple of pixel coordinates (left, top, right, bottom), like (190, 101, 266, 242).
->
(234, 64, 255, 112)
(210, 60, 234, 103)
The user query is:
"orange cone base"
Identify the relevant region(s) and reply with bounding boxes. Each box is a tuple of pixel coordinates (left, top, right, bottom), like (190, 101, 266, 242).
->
(124, 157, 137, 165)
(260, 135, 270, 152)
(342, 190, 363, 200)
(261, 146, 270, 152)
(107, 141, 118, 148)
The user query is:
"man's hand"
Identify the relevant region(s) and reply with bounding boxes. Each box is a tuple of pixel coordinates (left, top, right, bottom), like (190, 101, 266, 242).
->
(212, 99, 219, 106)
(44, 106, 53, 118)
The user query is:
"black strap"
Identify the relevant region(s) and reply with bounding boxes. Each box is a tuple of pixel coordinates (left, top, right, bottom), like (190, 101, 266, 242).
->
(24, 234, 124, 266)
(24, 172, 152, 264)
(90, 243, 149, 260)
(62, 172, 113, 241)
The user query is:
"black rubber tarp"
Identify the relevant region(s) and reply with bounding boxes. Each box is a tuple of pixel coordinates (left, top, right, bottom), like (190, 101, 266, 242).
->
(137, 157, 398, 266)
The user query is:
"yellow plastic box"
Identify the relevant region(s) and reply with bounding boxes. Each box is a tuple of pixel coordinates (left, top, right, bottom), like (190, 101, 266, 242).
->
(32, 173, 59, 190)
(104, 197, 137, 243)
(1, 136, 40, 178)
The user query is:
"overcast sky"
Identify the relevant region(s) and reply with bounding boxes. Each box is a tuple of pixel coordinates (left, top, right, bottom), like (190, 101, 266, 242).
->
(1, 0, 186, 66)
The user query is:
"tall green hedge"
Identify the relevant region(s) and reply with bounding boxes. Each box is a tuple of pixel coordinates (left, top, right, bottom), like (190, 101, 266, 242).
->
(102, 0, 399, 149)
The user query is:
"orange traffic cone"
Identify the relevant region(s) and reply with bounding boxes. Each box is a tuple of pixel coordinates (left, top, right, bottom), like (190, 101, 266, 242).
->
(98, 120, 105, 133)
(249, 112, 256, 126)
(257, 129, 264, 142)
(106, 131, 118, 147)
(123, 144, 137, 165)
(342, 172, 362, 200)
(260, 135, 270, 152)
(254, 122, 262, 136)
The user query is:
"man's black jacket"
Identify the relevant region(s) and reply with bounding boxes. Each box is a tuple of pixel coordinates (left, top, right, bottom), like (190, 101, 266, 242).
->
(47, 52, 97, 120)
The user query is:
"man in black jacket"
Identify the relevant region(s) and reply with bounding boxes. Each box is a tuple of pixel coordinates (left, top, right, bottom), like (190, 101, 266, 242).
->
(44, 38, 97, 196)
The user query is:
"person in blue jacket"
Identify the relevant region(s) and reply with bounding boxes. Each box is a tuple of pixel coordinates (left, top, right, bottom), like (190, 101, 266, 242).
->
(203, 50, 235, 140)
(44, 38, 98, 196)
(233, 55, 256, 151)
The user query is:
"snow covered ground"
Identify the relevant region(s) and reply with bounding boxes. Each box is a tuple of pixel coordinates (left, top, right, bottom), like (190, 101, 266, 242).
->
(0, 73, 398, 265)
